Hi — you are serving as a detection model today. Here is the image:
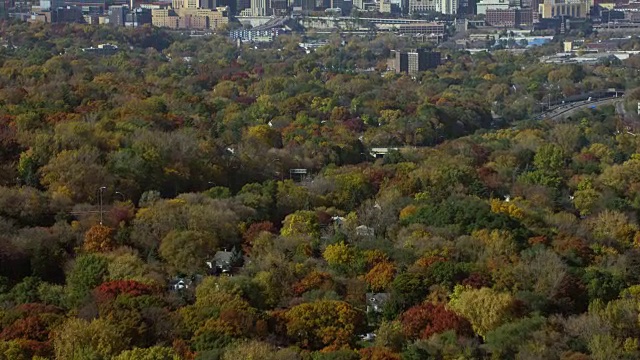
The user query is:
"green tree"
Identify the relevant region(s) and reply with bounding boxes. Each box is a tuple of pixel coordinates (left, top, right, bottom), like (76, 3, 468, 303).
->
(484, 316, 545, 358)
(159, 230, 217, 275)
(8, 276, 42, 304)
(66, 253, 108, 307)
(585, 210, 638, 249)
(40, 146, 112, 202)
(533, 144, 564, 173)
(53, 318, 128, 360)
(113, 346, 180, 360)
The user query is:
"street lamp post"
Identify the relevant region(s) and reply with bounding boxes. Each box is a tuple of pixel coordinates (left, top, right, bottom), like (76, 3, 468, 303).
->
(115, 191, 126, 202)
(99, 186, 106, 225)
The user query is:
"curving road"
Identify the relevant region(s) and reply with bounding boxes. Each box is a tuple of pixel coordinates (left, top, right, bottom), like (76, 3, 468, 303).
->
(536, 96, 622, 121)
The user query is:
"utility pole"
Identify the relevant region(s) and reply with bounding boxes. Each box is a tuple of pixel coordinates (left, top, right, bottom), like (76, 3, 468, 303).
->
(99, 186, 106, 225)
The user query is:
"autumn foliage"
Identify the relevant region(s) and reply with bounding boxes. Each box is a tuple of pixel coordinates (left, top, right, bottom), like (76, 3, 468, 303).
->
(0, 303, 64, 359)
(400, 302, 473, 340)
(94, 280, 155, 300)
(359, 347, 401, 360)
(2, 18, 640, 360)
(285, 300, 363, 350)
(292, 271, 334, 296)
(365, 262, 397, 292)
(83, 224, 115, 253)
(0, 316, 51, 342)
(242, 221, 277, 251)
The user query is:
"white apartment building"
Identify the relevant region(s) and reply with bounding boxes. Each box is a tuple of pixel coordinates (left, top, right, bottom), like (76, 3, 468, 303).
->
(409, 0, 456, 14)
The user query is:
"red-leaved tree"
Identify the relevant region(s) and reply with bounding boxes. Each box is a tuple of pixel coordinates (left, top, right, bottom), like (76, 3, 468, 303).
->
(94, 280, 155, 301)
(400, 302, 473, 340)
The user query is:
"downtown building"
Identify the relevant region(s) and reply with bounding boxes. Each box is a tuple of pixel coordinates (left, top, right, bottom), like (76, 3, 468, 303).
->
(485, 8, 534, 26)
(151, 0, 228, 30)
(408, 0, 457, 13)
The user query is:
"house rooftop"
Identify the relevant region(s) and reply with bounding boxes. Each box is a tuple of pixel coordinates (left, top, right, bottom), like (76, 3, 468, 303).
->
(366, 292, 390, 304)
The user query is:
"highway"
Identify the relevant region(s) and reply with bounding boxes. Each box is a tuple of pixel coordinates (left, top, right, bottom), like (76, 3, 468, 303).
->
(536, 96, 622, 121)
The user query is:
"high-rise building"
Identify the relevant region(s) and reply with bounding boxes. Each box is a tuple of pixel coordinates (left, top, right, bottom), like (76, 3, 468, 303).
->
(485, 8, 533, 26)
(457, 0, 476, 15)
(539, 0, 588, 18)
(379, 0, 391, 12)
(335, 0, 352, 13)
(152, 8, 179, 27)
(408, 0, 438, 13)
(394, 51, 408, 73)
(271, 0, 288, 13)
(234, 0, 250, 13)
(439, 0, 456, 14)
(250, 0, 269, 14)
(179, 13, 209, 28)
(109, 5, 127, 25)
(173, 0, 211, 9)
(38, 0, 63, 10)
(152, 2, 227, 28)
(125, 8, 152, 26)
(303, 0, 316, 8)
(0, 0, 8, 19)
(393, 50, 441, 76)
(408, 0, 455, 13)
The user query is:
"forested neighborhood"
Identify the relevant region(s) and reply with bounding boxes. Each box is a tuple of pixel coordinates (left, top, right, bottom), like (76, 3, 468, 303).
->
(2, 21, 640, 360)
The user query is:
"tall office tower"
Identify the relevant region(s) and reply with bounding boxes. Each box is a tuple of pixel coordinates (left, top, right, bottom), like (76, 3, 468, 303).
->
(109, 5, 127, 24)
(439, 0, 456, 14)
(394, 51, 408, 74)
(236, 0, 250, 13)
(250, 0, 270, 15)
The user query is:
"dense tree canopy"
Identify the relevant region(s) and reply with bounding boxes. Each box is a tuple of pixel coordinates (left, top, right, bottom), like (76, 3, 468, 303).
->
(1, 20, 640, 359)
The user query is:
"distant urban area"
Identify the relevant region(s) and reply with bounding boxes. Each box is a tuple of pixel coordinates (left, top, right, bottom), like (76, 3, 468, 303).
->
(4, 0, 640, 53)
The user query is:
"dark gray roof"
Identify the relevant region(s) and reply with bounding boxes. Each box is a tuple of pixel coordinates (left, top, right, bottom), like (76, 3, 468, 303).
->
(366, 292, 390, 305)
(213, 250, 233, 264)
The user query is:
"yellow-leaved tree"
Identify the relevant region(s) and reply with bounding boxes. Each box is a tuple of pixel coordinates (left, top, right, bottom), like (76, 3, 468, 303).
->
(285, 300, 363, 350)
(83, 224, 115, 253)
(448, 286, 517, 338)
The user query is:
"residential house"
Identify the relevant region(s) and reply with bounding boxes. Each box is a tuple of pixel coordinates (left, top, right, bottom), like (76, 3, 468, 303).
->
(366, 292, 390, 313)
(169, 277, 192, 291)
(206, 247, 243, 275)
(356, 225, 375, 237)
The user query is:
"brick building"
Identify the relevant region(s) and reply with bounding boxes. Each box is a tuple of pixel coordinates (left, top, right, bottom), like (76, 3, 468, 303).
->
(485, 8, 534, 26)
